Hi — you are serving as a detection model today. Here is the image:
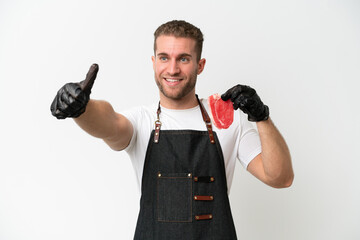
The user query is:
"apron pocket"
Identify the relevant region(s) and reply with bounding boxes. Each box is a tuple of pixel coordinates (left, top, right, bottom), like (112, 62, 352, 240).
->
(157, 172, 192, 222)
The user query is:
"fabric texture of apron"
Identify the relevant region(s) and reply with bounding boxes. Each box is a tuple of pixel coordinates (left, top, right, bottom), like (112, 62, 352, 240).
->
(134, 95, 238, 240)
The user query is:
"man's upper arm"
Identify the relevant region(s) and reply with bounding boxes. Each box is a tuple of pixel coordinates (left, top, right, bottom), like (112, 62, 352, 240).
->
(104, 113, 134, 151)
(246, 153, 268, 184)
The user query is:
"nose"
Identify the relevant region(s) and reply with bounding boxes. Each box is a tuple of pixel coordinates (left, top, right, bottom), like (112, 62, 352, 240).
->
(167, 59, 180, 75)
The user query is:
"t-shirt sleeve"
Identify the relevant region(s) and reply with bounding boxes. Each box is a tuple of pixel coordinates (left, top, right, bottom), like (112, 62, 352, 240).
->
(237, 111, 262, 169)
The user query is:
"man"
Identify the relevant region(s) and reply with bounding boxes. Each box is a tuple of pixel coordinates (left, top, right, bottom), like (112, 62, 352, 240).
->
(51, 20, 293, 240)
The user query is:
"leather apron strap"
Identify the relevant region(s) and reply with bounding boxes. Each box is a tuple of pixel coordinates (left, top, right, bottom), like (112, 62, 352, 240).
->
(154, 95, 215, 144)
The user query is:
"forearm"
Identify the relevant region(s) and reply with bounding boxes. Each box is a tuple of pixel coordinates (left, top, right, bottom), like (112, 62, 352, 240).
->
(256, 118, 294, 187)
(74, 99, 118, 139)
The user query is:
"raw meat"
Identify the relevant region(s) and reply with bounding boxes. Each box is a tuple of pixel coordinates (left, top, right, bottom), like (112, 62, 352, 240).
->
(208, 94, 234, 129)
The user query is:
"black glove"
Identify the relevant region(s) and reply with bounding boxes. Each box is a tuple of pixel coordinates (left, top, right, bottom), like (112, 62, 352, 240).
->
(50, 64, 99, 119)
(221, 84, 269, 122)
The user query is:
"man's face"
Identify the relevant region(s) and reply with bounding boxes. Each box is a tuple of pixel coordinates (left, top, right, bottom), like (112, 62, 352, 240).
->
(152, 35, 205, 106)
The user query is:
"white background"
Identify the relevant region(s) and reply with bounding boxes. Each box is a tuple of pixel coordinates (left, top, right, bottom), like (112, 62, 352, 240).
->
(1, 0, 359, 239)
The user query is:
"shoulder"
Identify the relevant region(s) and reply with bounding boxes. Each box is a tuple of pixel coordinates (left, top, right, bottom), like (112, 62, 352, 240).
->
(121, 103, 157, 141)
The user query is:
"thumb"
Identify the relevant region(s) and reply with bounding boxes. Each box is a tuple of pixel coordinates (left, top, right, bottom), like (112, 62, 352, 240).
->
(80, 63, 99, 92)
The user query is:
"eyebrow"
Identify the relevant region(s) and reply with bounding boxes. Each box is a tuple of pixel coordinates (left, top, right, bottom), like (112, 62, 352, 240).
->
(157, 53, 193, 58)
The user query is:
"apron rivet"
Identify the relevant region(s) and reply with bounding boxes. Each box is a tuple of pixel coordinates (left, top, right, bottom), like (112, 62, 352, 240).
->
(158, 173, 161, 177)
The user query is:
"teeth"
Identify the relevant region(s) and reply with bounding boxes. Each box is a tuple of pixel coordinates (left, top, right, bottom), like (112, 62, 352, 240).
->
(166, 78, 180, 82)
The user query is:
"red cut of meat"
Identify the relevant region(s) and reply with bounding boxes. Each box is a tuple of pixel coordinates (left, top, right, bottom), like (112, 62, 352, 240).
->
(208, 94, 234, 129)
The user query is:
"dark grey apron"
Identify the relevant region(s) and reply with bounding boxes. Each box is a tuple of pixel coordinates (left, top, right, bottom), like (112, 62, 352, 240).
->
(134, 95, 237, 240)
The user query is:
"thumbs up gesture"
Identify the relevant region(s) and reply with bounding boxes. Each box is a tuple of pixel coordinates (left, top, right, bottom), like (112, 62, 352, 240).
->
(50, 64, 99, 119)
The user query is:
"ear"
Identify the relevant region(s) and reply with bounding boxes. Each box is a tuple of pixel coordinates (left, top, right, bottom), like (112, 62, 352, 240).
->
(197, 58, 206, 75)
(152, 56, 155, 70)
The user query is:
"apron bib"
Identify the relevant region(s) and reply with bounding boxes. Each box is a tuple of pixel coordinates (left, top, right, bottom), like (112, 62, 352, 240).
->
(134, 96, 237, 240)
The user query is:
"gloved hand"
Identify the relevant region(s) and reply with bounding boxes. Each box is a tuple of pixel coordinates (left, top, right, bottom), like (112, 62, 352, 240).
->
(50, 64, 99, 119)
(221, 84, 269, 122)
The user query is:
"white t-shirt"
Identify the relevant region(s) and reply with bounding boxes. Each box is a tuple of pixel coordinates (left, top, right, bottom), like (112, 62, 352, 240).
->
(123, 97, 261, 193)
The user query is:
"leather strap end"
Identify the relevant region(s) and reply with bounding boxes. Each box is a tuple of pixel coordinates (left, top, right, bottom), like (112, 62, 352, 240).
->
(194, 195, 214, 201)
(195, 214, 213, 220)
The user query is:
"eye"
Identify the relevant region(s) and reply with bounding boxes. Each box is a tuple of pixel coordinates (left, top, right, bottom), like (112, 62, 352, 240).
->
(180, 57, 189, 62)
(160, 56, 168, 61)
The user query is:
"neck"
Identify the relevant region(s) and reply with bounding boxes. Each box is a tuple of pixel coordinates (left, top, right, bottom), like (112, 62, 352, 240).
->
(159, 91, 198, 110)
